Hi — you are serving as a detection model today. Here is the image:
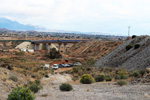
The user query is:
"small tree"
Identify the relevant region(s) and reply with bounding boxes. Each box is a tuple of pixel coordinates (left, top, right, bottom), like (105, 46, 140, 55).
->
(132, 35, 136, 39)
(80, 74, 94, 84)
(7, 87, 34, 100)
(49, 48, 61, 59)
(134, 44, 140, 49)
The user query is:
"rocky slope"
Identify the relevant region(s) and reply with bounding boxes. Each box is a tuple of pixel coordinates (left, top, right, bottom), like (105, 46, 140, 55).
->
(68, 40, 123, 60)
(95, 36, 150, 71)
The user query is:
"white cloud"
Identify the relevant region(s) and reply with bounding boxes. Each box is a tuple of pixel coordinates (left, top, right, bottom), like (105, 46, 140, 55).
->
(0, 0, 150, 35)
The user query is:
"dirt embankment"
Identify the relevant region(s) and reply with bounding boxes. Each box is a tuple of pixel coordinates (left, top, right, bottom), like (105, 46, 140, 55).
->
(95, 36, 150, 71)
(68, 40, 123, 60)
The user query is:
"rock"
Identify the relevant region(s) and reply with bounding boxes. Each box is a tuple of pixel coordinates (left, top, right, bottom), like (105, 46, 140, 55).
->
(146, 68, 150, 73)
(144, 93, 150, 98)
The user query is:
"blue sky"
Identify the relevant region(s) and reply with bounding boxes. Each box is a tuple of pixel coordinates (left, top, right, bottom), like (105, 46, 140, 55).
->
(0, 0, 150, 35)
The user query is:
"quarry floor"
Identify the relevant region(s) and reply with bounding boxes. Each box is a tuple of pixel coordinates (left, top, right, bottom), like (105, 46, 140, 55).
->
(35, 74, 150, 100)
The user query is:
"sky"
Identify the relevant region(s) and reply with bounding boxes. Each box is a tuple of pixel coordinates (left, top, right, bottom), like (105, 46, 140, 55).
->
(0, 0, 150, 35)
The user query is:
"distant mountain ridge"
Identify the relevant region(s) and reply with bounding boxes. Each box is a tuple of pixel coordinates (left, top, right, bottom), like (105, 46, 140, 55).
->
(0, 17, 45, 31)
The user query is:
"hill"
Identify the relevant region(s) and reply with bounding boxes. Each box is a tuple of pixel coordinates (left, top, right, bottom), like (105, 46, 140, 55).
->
(68, 40, 123, 60)
(0, 17, 45, 31)
(95, 36, 150, 71)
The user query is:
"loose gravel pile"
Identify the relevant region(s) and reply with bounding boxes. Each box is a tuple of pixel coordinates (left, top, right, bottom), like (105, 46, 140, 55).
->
(95, 36, 150, 71)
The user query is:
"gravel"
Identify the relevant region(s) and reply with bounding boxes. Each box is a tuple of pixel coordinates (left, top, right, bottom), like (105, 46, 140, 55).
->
(35, 82, 150, 100)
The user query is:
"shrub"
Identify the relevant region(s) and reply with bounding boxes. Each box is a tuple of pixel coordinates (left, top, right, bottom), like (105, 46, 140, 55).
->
(29, 82, 41, 93)
(95, 74, 105, 82)
(103, 67, 112, 72)
(45, 74, 49, 78)
(134, 44, 140, 49)
(35, 80, 40, 85)
(7, 87, 34, 100)
(115, 70, 128, 79)
(105, 76, 112, 81)
(59, 83, 73, 91)
(132, 35, 136, 39)
(80, 74, 94, 84)
(126, 45, 133, 51)
(16, 51, 24, 56)
(9, 75, 18, 82)
(72, 67, 79, 73)
(72, 75, 79, 81)
(129, 71, 140, 77)
(117, 80, 127, 86)
(139, 69, 145, 76)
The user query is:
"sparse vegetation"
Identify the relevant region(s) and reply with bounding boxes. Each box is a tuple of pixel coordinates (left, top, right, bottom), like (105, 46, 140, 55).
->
(45, 74, 49, 78)
(132, 35, 136, 39)
(126, 45, 133, 51)
(80, 74, 94, 84)
(105, 76, 112, 81)
(115, 70, 128, 79)
(139, 69, 145, 76)
(16, 51, 25, 56)
(25, 80, 42, 93)
(59, 83, 73, 91)
(117, 80, 127, 86)
(9, 75, 18, 82)
(7, 87, 34, 100)
(49, 48, 62, 59)
(129, 71, 140, 77)
(95, 74, 105, 82)
(134, 44, 140, 49)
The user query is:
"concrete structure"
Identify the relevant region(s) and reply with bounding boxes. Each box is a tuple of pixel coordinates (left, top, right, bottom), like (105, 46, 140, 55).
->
(31, 40, 85, 53)
(15, 39, 86, 53)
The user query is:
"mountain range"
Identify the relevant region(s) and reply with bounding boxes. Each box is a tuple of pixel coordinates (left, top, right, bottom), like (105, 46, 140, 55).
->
(0, 17, 114, 35)
(0, 17, 46, 31)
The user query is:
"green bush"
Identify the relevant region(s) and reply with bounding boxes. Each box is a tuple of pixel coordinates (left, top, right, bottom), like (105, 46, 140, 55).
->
(95, 74, 105, 82)
(59, 83, 73, 91)
(45, 74, 49, 78)
(29, 82, 41, 93)
(35, 80, 40, 85)
(117, 80, 127, 86)
(139, 69, 145, 76)
(115, 70, 128, 80)
(129, 71, 140, 77)
(132, 35, 136, 39)
(134, 44, 140, 49)
(9, 75, 18, 82)
(7, 87, 34, 100)
(126, 45, 133, 51)
(105, 76, 112, 81)
(80, 74, 94, 84)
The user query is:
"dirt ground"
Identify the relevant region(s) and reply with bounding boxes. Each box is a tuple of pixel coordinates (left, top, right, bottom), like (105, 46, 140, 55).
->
(36, 74, 150, 100)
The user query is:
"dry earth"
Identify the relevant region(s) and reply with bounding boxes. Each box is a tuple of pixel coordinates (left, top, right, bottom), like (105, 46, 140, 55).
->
(68, 40, 123, 60)
(36, 74, 150, 100)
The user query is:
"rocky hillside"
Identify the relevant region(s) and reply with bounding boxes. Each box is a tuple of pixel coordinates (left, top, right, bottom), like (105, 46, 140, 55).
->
(68, 40, 123, 60)
(95, 36, 150, 71)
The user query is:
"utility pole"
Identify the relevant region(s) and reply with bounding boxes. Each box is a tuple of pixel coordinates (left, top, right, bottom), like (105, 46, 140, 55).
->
(128, 26, 130, 37)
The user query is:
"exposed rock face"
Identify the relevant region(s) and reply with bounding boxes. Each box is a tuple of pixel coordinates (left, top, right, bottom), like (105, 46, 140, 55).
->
(95, 36, 150, 71)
